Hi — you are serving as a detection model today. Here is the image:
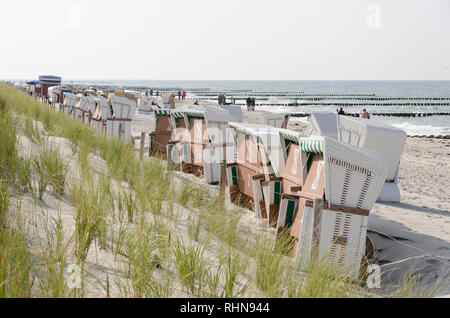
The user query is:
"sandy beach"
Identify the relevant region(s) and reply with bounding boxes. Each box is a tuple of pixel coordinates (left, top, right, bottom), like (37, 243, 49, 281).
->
(4, 93, 449, 297)
(132, 99, 450, 296)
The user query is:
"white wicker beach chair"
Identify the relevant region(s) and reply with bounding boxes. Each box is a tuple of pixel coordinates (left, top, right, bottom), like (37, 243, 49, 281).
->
(337, 116, 407, 202)
(276, 135, 387, 279)
(73, 95, 89, 122)
(62, 93, 78, 115)
(138, 97, 154, 115)
(305, 112, 339, 139)
(91, 96, 109, 135)
(264, 113, 291, 129)
(106, 95, 136, 141)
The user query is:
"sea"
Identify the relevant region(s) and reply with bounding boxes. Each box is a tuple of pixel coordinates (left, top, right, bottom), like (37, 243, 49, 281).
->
(63, 80, 450, 136)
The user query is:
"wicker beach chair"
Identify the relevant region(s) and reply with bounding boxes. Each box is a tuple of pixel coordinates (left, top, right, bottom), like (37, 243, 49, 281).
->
(73, 95, 89, 123)
(169, 105, 243, 184)
(149, 109, 177, 156)
(305, 112, 339, 139)
(276, 135, 387, 279)
(336, 116, 407, 202)
(226, 123, 285, 224)
(137, 96, 154, 115)
(264, 113, 291, 129)
(106, 95, 136, 141)
(62, 93, 78, 115)
(91, 96, 109, 135)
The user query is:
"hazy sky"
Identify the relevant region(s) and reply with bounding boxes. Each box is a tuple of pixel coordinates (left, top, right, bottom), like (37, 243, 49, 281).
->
(0, 0, 449, 80)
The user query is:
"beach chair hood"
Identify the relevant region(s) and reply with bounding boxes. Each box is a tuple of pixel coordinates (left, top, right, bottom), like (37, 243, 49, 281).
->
(306, 112, 339, 139)
(297, 135, 388, 210)
(108, 95, 136, 120)
(229, 122, 286, 176)
(337, 116, 407, 181)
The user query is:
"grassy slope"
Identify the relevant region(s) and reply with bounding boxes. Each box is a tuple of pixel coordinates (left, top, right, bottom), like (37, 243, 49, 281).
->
(0, 83, 437, 298)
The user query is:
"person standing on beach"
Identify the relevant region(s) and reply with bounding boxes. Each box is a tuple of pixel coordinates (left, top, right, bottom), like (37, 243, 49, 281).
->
(338, 107, 345, 115)
(361, 108, 370, 119)
(251, 97, 256, 111)
(150, 89, 153, 96)
(246, 97, 251, 111)
(178, 90, 181, 99)
(182, 91, 186, 100)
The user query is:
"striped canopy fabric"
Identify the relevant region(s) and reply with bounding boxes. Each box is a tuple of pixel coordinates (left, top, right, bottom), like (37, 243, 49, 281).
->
(170, 111, 185, 119)
(154, 109, 172, 116)
(299, 139, 323, 154)
(279, 130, 299, 144)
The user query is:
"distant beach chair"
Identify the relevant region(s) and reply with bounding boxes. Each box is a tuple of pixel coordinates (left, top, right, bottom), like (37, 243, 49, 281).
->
(306, 112, 407, 202)
(226, 123, 286, 224)
(91, 96, 109, 135)
(62, 93, 78, 115)
(85, 96, 97, 124)
(138, 96, 154, 115)
(73, 95, 90, 123)
(336, 116, 407, 202)
(276, 134, 387, 279)
(264, 113, 291, 129)
(169, 105, 243, 184)
(106, 95, 136, 142)
(149, 109, 178, 156)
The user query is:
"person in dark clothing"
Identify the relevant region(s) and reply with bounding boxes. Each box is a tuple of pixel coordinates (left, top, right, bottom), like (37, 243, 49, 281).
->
(338, 107, 345, 115)
(150, 89, 153, 96)
(178, 90, 181, 99)
(251, 97, 256, 111)
(246, 97, 252, 111)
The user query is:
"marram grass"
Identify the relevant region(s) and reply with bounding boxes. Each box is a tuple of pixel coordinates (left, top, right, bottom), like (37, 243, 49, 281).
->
(0, 83, 445, 298)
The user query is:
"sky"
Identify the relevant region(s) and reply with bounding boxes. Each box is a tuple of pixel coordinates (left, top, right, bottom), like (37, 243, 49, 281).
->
(0, 0, 449, 81)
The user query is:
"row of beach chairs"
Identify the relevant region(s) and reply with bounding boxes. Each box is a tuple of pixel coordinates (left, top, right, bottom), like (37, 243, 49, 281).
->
(147, 107, 407, 279)
(61, 92, 136, 141)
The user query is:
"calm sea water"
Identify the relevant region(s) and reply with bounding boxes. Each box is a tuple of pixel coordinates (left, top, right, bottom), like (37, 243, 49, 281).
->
(66, 80, 450, 136)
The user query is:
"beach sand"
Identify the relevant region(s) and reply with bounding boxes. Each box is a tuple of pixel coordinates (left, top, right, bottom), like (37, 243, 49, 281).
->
(132, 100, 450, 295)
(10, 98, 449, 297)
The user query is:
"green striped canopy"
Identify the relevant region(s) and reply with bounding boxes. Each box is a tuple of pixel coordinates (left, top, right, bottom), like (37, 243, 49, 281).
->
(170, 111, 185, 119)
(279, 130, 299, 144)
(184, 111, 205, 119)
(299, 139, 323, 154)
(154, 109, 171, 116)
